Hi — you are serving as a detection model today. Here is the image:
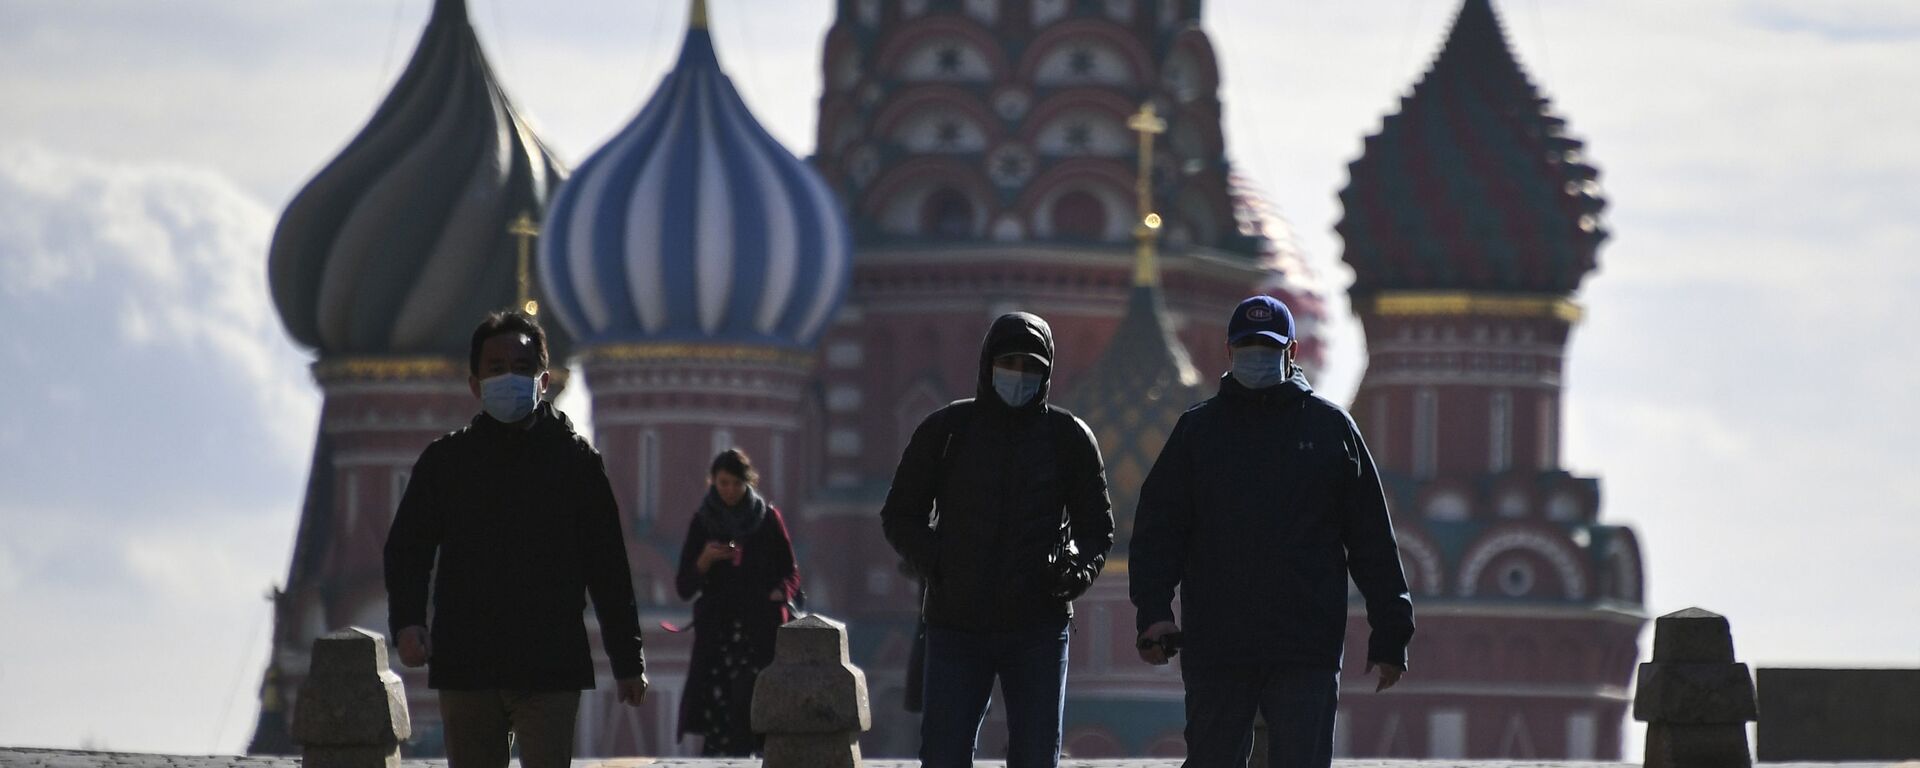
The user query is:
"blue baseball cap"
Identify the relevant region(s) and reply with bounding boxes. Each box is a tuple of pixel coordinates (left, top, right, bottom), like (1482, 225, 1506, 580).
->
(1227, 295, 1295, 345)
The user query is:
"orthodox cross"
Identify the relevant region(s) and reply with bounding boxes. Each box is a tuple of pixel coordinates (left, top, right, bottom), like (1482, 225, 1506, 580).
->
(1127, 101, 1167, 286)
(508, 211, 541, 316)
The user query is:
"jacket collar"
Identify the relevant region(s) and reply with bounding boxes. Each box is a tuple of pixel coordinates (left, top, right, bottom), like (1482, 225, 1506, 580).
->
(1217, 368, 1314, 410)
(470, 400, 565, 438)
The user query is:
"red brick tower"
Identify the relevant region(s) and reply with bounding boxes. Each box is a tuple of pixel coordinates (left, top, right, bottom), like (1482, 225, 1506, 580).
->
(252, 0, 571, 755)
(1333, 0, 1646, 757)
(804, 0, 1325, 755)
(534, 0, 853, 753)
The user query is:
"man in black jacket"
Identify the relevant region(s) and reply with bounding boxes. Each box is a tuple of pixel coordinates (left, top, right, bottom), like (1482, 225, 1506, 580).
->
(1131, 296, 1414, 768)
(385, 311, 646, 768)
(881, 312, 1114, 768)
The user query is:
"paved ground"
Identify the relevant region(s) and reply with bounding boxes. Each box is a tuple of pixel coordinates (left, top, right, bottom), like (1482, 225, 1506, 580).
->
(2, 748, 1913, 768)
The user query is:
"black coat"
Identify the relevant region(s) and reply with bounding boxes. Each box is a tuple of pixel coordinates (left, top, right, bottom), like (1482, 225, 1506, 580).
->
(384, 402, 645, 690)
(881, 312, 1115, 632)
(1130, 371, 1414, 672)
(672, 502, 800, 739)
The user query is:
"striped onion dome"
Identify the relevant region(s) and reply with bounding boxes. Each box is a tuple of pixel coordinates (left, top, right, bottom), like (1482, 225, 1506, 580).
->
(538, 1, 850, 350)
(1337, 0, 1606, 297)
(269, 0, 569, 360)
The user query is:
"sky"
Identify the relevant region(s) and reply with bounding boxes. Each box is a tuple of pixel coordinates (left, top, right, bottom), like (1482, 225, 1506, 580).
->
(2, 0, 1918, 757)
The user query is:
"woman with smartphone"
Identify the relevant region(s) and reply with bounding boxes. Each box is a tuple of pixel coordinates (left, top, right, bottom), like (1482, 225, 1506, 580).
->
(673, 448, 801, 756)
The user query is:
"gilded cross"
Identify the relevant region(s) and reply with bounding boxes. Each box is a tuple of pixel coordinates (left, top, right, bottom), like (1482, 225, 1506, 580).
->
(508, 212, 541, 316)
(1127, 101, 1168, 286)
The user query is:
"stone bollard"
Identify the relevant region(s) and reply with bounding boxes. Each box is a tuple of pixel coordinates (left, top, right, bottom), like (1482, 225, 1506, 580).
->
(1635, 608, 1758, 768)
(751, 614, 871, 768)
(292, 627, 412, 768)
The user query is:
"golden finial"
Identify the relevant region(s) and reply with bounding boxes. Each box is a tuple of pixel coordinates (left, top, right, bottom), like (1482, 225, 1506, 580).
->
(689, 0, 709, 30)
(508, 212, 541, 316)
(1127, 101, 1168, 287)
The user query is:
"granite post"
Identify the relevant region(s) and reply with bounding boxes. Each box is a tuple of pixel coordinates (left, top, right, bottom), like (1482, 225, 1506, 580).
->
(291, 627, 411, 768)
(1634, 608, 1757, 768)
(751, 614, 871, 768)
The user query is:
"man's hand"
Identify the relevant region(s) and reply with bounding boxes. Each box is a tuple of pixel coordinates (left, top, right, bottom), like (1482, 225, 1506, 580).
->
(1137, 621, 1179, 665)
(615, 674, 649, 706)
(1366, 661, 1404, 692)
(768, 588, 787, 601)
(1049, 563, 1095, 601)
(395, 625, 431, 668)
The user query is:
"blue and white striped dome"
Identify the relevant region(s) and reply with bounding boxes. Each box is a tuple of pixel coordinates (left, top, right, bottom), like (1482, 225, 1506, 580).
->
(538, 2, 850, 351)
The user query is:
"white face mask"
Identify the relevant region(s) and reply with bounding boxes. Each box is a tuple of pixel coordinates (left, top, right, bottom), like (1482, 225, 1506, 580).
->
(1230, 346, 1290, 390)
(480, 373, 541, 423)
(992, 367, 1045, 408)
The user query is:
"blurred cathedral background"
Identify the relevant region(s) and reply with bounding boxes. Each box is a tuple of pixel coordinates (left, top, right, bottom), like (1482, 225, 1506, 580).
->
(248, 0, 1644, 758)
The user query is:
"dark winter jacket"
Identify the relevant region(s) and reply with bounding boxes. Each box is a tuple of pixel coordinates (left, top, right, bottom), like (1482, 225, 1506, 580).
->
(673, 493, 800, 739)
(385, 402, 645, 690)
(1130, 370, 1414, 672)
(881, 312, 1115, 632)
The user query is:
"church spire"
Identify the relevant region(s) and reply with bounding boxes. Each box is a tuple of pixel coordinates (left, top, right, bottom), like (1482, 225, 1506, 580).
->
(1127, 101, 1168, 288)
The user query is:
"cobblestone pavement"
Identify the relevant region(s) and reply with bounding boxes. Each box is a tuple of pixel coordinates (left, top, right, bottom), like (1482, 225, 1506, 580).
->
(4, 748, 1914, 768)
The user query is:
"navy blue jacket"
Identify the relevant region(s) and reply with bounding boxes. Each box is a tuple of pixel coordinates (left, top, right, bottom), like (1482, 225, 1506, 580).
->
(1130, 371, 1414, 672)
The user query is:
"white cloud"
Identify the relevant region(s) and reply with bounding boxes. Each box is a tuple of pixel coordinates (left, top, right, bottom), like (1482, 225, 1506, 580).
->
(0, 143, 318, 462)
(0, 145, 318, 752)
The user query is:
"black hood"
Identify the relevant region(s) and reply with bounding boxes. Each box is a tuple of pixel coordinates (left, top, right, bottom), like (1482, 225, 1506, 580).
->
(975, 312, 1056, 413)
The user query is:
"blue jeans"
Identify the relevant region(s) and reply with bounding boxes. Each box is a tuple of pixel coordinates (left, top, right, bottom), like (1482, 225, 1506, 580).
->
(919, 623, 1070, 768)
(1182, 664, 1339, 768)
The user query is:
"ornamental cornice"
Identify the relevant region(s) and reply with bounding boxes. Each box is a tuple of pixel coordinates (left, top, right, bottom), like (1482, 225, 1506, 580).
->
(582, 343, 816, 371)
(312, 356, 464, 383)
(854, 243, 1267, 284)
(1367, 291, 1584, 323)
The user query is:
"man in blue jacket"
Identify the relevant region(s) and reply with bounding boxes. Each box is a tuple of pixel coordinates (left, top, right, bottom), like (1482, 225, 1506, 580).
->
(1130, 295, 1414, 768)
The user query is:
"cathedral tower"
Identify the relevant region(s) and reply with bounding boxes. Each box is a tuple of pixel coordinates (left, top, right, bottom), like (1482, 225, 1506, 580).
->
(535, 0, 852, 752)
(803, 0, 1324, 755)
(254, 0, 569, 754)
(1335, 0, 1645, 757)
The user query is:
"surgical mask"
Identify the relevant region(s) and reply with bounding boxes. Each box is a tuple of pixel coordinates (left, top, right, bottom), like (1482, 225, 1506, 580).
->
(480, 373, 541, 423)
(1230, 346, 1290, 390)
(992, 367, 1044, 408)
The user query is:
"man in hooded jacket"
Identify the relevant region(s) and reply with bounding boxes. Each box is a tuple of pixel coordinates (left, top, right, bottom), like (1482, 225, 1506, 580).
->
(881, 312, 1114, 768)
(1131, 296, 1414, 768)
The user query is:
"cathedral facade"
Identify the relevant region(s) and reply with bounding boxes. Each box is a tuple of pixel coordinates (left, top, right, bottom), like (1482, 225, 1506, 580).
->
(253, 0, 1641, 759)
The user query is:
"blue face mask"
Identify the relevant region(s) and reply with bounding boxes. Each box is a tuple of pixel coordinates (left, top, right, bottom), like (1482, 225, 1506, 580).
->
(1230, 346, 1290, 390)
(480, 373, 541, 423)
(992, 367, 1045, 408)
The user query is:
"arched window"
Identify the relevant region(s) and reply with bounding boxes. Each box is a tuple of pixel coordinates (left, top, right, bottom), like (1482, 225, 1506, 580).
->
(1050, 190, 1107, 240)
(920, 188, 974, 237)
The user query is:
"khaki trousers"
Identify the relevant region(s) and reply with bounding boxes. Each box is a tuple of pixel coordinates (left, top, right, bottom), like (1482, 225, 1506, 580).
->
(439, 689, 581, 768)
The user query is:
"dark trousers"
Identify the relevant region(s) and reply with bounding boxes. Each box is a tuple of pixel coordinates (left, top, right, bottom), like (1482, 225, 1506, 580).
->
(919, 623, 1070, 768)
(439, 689, 580, 768)
(1181, 664, 1339, 768)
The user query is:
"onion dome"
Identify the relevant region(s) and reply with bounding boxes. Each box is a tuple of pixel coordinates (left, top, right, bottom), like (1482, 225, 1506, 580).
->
(538, 0, 850, 350)
(1337, 0, 1606, 297)
(1229, 173, 1329, 375)
(269, 0, 570, 361)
